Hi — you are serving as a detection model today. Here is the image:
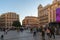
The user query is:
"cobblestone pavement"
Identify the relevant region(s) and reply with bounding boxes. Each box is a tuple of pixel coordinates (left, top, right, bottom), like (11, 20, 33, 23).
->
(0, 30, 60, 40)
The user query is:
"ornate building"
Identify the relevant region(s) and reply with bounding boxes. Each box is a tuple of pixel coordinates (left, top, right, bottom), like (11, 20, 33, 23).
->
(38, 0, 60, 27)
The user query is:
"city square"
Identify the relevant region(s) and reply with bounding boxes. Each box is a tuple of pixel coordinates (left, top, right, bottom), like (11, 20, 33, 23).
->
(0, 30, 60, 40)
(0, 0, 60, 40)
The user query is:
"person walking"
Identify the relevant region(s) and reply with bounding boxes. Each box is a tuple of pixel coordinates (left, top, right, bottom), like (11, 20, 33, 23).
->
(41, 28, 45, 40)
(50, 27, 55, 39)
(30, 28, 33, 33)
(1, 34, 4, 40)
(33, 27, 37, 36)
(46, 27, 51, 40)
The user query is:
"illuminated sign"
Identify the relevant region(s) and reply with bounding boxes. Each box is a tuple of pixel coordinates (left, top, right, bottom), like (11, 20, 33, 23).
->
(56, 8, 60, 22)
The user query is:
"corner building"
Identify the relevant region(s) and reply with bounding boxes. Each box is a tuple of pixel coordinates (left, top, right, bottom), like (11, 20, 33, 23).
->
(22, 16, 39, 28)
(0, 12, 19, 28)
(38, 0, 60, 26)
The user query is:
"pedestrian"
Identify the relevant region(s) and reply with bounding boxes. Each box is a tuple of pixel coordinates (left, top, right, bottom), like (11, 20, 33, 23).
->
(1, 34, 4, 40)
(50, 27, 55, 39)
(5, 30, 7, 34)
(46, 27, 51, 39)
(41, 28, 45, 40)
(30, 28, 33, 33)
(4, 30, 8, 34)
(33, 27, 37, 36)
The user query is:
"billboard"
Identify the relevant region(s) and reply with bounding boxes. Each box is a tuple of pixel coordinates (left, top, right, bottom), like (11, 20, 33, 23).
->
(56, 8, 60, 22)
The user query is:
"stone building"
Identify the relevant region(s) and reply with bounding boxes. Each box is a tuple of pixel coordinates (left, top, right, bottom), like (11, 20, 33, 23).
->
(0, 12, 19, 28)
(38, 0, 60, 27)
(22, 16, 39, 28)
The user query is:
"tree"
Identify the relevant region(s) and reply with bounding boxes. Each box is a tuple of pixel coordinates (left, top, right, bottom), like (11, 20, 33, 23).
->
(12, 21, 21, 28)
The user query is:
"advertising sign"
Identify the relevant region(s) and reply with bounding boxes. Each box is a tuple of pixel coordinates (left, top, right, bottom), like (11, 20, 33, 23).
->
(56, 8, 60, 22)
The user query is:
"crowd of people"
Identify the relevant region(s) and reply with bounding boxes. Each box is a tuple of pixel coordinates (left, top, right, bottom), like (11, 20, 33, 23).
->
(0, 26, 57, 40)
(30, 26, 56, 40)
(41, 27, 55, 40)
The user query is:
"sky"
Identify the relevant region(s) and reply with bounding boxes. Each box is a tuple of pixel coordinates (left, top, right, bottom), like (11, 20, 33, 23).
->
(0, 0, 53, 24)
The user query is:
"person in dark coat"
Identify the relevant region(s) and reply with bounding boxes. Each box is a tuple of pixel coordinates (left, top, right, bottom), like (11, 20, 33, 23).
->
(50, 27, 55, 39)
(33, 27, 37, 36)
(41, 28, 45, 40)
(30, 28, 33, 33)
(1, 34, 4, 40)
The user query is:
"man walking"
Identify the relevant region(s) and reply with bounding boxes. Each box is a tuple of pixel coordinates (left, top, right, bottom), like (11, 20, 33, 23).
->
(41, 28, 45, 40)
(50, 27, 55, 39)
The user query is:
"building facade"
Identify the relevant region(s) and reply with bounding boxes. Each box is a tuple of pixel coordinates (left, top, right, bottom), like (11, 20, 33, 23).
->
(22, 16, 39, 28)
(38, 0, 60, 27)
(0, 12, 19, 28)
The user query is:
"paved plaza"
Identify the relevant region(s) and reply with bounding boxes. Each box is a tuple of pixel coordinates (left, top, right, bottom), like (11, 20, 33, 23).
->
(0, 30, 60, 40)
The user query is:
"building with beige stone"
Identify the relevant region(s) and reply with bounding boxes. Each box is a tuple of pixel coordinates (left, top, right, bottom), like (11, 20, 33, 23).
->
(22, 16, 39, 28)
(0, 12, 19, 28)
(38, 0, 60, 27)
